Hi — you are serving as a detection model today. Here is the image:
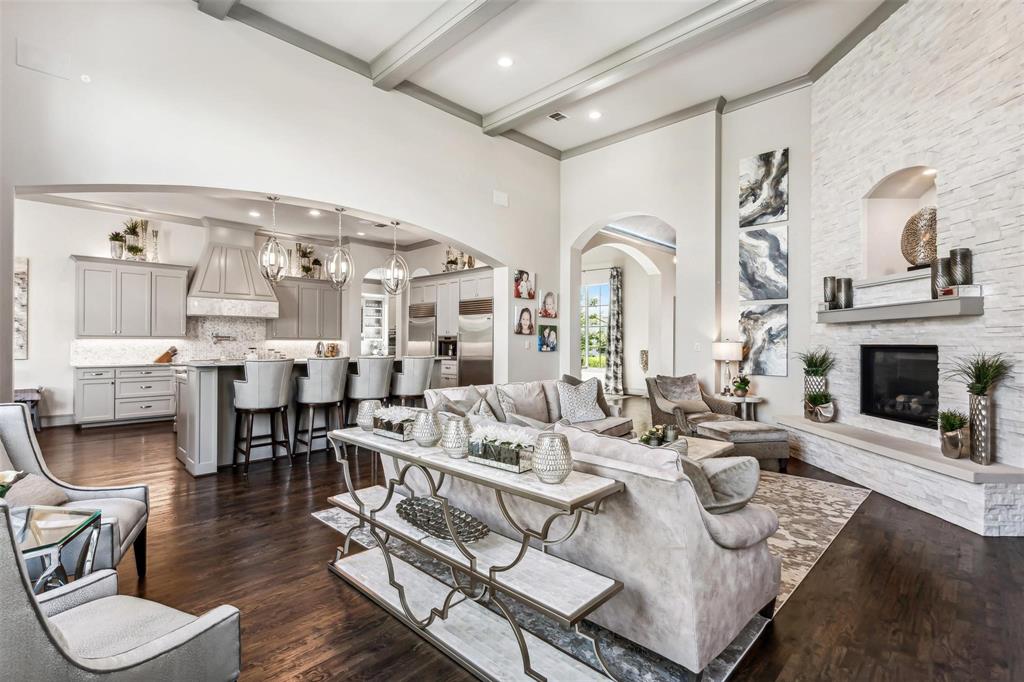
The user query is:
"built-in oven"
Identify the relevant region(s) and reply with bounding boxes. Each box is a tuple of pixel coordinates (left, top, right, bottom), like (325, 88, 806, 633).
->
(437, 336, 458, 359)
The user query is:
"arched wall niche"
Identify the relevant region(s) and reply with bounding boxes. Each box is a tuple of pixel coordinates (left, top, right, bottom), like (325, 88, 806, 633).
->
(861, 165, 938, 279)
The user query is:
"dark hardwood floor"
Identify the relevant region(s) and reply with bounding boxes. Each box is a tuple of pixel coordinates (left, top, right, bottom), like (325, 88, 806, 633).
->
(37, 411, 1024, 681)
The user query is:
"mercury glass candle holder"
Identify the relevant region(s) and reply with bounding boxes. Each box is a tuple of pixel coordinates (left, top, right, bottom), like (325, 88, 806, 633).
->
(532, 433, 573, 484)
(823, 276, 836, 303)
(356, 400, 382, 432)
(949, 248, 972, 285)
(440, 417, 471, 458)
(412, 410, 442, 447)
(836, 278, 854, 309)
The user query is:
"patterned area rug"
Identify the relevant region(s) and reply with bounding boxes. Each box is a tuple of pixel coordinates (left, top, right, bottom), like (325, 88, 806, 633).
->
(314, 471, 869, 681)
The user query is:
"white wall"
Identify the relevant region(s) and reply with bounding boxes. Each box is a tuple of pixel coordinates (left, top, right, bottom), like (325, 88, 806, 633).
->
(12, 200, 207, 418)
(719, 87, 812, 424)
(0, 0, 560, 394)
(560, 112, 720, 388)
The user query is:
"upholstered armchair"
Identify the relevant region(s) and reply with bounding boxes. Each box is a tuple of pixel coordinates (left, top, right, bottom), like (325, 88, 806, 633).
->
(0, 499, 241, 680)
(0, 403, 149, 578)
(646, 375, 739, 435)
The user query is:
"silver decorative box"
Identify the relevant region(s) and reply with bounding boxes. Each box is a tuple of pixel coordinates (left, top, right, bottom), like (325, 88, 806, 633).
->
(468, 441, 533, 473)
(373, 417, 415, 441)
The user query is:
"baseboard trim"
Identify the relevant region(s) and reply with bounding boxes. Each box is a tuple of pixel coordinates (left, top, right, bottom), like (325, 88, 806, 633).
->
(41, 414, 76, 428)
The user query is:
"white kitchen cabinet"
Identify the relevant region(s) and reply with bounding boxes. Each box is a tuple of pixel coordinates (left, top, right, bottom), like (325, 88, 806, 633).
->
(73, 256, 188, 338)
(436, 281, 461, 337)
(459, 272, 494, 301)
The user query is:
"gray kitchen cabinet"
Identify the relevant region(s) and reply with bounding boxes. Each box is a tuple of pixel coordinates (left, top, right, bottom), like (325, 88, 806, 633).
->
(266, 277, 343, 340)
(72, 256, 189, 338)
(74, 366, 176, 426)
(74, 378, 116, 424)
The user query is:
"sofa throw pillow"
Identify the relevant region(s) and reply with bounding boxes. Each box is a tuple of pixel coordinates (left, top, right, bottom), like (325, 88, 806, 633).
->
(496, 383, 549, 423)
(555, 379, 606, 424)
(560, 374, 610, 416)
(655, 374, 709, 414)
(435, 388, 494, 419)
(4, 473, 70, 507)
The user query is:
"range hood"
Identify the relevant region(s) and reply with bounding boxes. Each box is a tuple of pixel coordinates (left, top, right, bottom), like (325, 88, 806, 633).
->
(186, 226, 279, 318)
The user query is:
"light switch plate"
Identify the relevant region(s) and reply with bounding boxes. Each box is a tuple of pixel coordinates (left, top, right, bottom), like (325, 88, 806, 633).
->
(492, 190, 509, 207)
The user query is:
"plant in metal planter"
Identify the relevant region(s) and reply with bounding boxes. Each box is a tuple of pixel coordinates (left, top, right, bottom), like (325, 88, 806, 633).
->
(937, 409, 970, 460)
(944, 352, 1013, 465)
(372, 406, 417, 441)
(796, 347, 836, 398)
(108, 231, 126, 259)
(731, 374, 751, 397)
(468, 423, 535, 473)
(804, 391, 835, 423)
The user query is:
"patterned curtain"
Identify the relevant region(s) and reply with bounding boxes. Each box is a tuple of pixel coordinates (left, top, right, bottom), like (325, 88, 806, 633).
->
(605, 266, 624, 395)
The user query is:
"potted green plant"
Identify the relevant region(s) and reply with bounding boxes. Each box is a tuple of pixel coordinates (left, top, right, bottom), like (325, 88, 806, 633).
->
(122, 218, 144, 249)
(638, 425, 666, 447)
(804, 391, 835, 423)
(937, 409, 970, 459)
(301, 264, 313, 277)
(732, 374, 751, 397)
(108, 231, 126, 259)
(796, 347, 836, 397)
(944, 352, 1013, 465)
(125, 244, 146, 261)
(311, 258, 322, 279)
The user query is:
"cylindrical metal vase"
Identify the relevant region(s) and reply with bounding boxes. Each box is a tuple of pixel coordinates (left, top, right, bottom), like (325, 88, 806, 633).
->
(823, 276, 836, 304)
(940, 427, 971, 459)
(836, 278, 854, 309)
(930, 257, 951, 299)
(949, 248, 973, 285)
(969, 393, 992, 465)
(411, 410, 442, 447)
(440, 417, 471, 458)
(533, 433, 573, 484)
(356, 400, 381, 432)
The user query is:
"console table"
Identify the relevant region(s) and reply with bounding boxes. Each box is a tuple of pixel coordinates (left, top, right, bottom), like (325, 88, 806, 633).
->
(325, 427, 625, 681)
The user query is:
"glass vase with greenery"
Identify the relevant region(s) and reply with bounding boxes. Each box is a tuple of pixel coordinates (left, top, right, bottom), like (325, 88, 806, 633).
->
(125, 244, 146, 261)
(944, 352, 1013, 465)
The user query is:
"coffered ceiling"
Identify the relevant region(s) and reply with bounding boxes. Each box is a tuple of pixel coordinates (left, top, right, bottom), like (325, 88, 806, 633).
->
(197, 0, 904, 159)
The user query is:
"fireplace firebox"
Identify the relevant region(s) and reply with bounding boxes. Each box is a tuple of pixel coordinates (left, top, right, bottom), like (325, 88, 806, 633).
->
(860, 345, 939, 428)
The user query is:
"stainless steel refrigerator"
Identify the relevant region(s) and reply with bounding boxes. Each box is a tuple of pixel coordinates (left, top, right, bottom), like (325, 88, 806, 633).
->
(407, 303, 436, 357)
(458, 299, 493, 385)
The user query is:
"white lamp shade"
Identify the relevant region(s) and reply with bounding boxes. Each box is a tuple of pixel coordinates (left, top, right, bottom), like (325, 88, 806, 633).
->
(712, 341, 744, 362)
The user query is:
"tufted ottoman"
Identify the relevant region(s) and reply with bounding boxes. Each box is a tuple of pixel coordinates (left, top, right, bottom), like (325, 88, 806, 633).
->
(693, 420, 790, 472)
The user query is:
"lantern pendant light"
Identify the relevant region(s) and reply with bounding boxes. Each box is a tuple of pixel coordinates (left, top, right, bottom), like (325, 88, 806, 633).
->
(258, 196, 289, 283)
(326, 207, 354, 290)
(381, 220, 410, 296)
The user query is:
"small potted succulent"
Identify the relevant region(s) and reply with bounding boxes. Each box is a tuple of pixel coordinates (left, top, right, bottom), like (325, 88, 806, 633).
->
(731, 374, 751, 398)
(804, 391, 835, 423)
(108, 231, 126, 259)
(125, 244, 146, 261)
(468, 423, 536, 473)
(311, 258, 323, 279)
(944, 352, 1013, 465)
(937, 409, 970, 459)
(797, 347, 836, 397)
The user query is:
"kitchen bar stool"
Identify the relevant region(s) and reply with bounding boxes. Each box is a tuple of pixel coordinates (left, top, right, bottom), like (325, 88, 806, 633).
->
(233, 359, 294, 475)
(294, 357, 349, 462)
(390, 356, 434, 406)
(346, 356, 394, 485)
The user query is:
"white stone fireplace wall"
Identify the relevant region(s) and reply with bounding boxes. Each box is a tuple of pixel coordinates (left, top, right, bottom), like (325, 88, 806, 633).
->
(809, 0, 1024, 467)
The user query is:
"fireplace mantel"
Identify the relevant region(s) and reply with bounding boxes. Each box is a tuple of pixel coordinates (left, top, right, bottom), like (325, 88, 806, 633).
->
(816, 296, 983, 324)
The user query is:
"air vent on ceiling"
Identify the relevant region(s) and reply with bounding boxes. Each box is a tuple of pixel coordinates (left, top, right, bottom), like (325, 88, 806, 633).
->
(547, 111, 568, 122)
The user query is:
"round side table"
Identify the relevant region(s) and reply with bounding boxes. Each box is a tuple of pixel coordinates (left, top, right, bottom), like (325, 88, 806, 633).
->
(718, 394, 765, 421)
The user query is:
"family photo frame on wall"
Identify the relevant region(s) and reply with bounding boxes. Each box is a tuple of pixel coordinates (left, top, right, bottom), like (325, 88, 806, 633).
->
(538, 290, 557, 319)
(513, 269, 536, 300)
(538, 324, 558, 352)
(513, 305, 535, 336)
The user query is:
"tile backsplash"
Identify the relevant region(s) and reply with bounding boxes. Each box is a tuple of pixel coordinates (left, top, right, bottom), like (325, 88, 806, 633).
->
(69, 316, 345, 365)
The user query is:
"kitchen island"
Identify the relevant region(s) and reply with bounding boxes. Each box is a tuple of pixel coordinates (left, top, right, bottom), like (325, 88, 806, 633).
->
(176, 358, 402, 477)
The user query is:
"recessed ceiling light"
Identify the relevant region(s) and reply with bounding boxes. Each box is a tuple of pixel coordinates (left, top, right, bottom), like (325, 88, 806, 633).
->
(922, 168, 937, 176)
(248, 210, 261, 218)
(80, 74, 91, 83)
(588, 110, 602, 121)
(308, 209, 321, 217)
(497, 56, 514, 69)
(357, 232, 366, 236)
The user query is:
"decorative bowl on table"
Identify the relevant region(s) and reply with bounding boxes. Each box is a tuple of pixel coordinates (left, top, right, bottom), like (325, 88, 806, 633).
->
(467, 424, 535, 473)
(372, 406, 417, 441)
(396, 496, 490, 544)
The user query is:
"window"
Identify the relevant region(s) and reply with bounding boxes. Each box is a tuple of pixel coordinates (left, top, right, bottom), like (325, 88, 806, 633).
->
(580, 282, 609, 378)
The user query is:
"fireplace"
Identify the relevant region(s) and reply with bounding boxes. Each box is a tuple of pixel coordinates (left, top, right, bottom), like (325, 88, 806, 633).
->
(860, 345, 939, 428)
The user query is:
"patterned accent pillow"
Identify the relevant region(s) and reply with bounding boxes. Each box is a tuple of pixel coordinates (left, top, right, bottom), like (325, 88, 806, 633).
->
(555, 378, 606, 424)
(496, 388, 518, 419)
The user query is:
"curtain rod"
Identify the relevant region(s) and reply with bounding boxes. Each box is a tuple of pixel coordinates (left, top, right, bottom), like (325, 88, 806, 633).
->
(581, 267, 613, 273)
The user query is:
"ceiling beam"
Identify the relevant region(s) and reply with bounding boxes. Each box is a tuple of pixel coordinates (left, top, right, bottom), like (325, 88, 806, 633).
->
(371, 0, 518, 91)
(480, 0, 782, 136)
(197, 0, 240, 21)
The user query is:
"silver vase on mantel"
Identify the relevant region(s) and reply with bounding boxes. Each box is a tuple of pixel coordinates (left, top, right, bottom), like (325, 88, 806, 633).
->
(411, 410, 442, 447)
(356, 400, 382, 432)
(969, 393, 992, 465)
(940, 427, 971, 460)
(532, 433, 573, 484)
(440, 417, 471, 458)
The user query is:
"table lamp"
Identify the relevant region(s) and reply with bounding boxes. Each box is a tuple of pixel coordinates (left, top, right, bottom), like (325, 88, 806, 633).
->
(712, 341, 744, 395)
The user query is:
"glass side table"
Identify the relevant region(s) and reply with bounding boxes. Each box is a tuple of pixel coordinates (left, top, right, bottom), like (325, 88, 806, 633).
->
(11, 505, 102, 594)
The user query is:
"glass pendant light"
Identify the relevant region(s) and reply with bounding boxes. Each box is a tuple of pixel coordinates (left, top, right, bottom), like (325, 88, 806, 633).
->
(326, 207, 354, 290)
(381, 220, 410, 296)
(258, 196, 289, 283)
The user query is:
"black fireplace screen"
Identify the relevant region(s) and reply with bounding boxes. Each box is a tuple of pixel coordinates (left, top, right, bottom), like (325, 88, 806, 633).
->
(860, 345, 939, 428)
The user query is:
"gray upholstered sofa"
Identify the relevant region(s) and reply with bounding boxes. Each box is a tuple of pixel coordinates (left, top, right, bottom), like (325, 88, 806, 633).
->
(424, 376, 633, 437)
(0, 403, 149, 578)
(0, 499, 241, 680)
(380, 422, 781, 676)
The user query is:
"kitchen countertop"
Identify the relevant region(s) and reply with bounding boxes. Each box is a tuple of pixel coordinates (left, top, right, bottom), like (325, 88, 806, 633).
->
(72, 362, 185, 368)
(74, 357, 407, 369)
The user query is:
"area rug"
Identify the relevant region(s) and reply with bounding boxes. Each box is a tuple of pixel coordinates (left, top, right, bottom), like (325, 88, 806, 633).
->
(313, 471, 869, 681)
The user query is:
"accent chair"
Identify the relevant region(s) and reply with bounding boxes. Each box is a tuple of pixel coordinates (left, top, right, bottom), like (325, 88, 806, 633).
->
(646, 374, 739, 434)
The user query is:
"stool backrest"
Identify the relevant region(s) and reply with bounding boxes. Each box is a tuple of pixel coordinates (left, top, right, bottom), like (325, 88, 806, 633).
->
(297, 357, 349, 404)
(234, 359, 294, 410)
(392, 356, 435, 397)
(347, 356, 393, 400)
